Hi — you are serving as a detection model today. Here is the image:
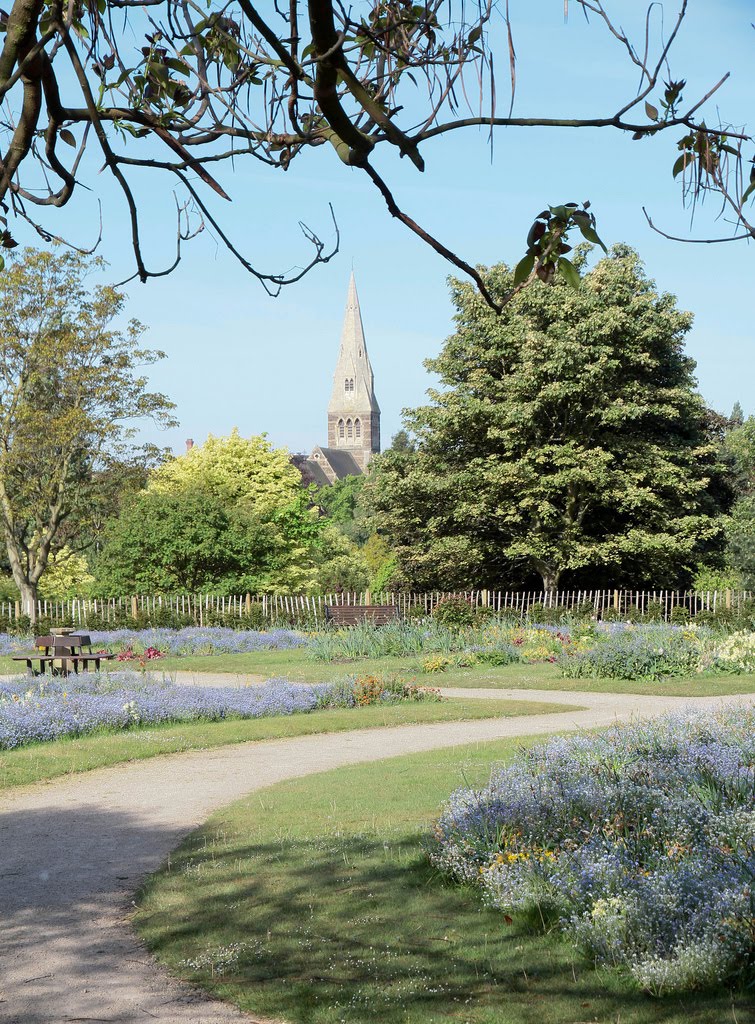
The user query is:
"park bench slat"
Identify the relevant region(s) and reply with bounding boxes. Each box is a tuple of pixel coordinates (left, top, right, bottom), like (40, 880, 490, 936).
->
(324, 604, 400, 626)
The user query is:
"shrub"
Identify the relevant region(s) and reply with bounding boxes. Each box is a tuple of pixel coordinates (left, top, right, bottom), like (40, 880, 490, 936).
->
(473, 647, 521, 667)
(526, 603, 578, 625)
(422, 654, 454, 674)
(350, 673, 445, 705)
(429, 707, 755, 993)
(669, 605, 691, 625)
(643, 599, 665, 622)
(404, 602, 432, 622)
(599, 607, 623, 622)
(432, 596, 476, 628)
(352, 675, 386, 705)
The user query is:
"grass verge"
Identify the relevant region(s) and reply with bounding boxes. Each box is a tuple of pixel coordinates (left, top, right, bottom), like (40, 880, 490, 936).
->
(135, 738, 753, 1024)
(0, 697, 570, 790)
(156, 651, 755, 697)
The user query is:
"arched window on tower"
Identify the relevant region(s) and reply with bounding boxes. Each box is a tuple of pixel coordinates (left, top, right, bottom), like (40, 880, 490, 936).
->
(344, 377, 354, 393)
(338, 419, 345, 439)
(355, 418, 362, 439)
(346, 418, 353, 440)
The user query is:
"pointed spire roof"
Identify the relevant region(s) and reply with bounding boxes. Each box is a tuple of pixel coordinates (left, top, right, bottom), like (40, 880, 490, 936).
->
(328, 273, 380, 415)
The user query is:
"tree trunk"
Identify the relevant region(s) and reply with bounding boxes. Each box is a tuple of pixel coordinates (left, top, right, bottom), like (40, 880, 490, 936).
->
(17, 579, 37, 623)
(2, 528, 40, 624)
(538, 567, 561, 595)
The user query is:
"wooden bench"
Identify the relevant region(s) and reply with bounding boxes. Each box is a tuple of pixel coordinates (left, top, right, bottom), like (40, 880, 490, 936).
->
(324, 604, 401, 626)
(12, 633, 116, 676)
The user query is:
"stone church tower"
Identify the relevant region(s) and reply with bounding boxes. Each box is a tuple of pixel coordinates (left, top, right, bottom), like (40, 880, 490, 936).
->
(326, 272, 381, 469)
(302, 273, 381, 485)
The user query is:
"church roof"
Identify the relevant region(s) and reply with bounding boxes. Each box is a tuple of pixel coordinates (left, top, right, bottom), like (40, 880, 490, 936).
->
(327, 272, 380, 416)
(311, 446, 363, 480)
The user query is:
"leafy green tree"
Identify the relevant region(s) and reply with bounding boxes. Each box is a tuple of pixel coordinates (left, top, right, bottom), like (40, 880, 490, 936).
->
(365, 246, 730, 592)
(730, 402, 745, 429)
(311, 525, 369, 593)
(0, 248, 175, 618)
(96, 431, 327, 593)
(362, 534, 397, 591)
(38, 547, 95, 599)
(314, 475, 369, 544)
(95, 489, 289, 594)
(725, 416, 755, 496)
(387, 430, 416, 455)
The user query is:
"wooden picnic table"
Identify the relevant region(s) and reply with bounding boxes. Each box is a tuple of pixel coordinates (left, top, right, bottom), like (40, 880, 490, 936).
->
(12, 633, 116, 677)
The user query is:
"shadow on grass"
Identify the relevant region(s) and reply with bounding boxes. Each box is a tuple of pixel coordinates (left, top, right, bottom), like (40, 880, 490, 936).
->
(137, 830, 752, 1024)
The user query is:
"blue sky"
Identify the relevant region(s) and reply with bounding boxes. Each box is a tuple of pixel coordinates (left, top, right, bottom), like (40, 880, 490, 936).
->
(25, 1, 755, 455)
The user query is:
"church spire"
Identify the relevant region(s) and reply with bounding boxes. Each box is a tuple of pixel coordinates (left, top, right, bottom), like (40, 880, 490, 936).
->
(326, 272, 381, 469)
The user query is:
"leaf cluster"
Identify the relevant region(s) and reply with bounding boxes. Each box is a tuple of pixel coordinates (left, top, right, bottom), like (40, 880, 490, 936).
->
(514, 202, 606, 291)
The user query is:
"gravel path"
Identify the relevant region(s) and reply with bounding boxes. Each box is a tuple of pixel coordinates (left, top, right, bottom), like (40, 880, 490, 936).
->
(2, 687, 753, 1024)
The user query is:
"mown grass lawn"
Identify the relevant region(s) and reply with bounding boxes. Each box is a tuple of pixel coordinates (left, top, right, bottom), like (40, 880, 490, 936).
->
(3, 645, 755, 696)
(0, 696, 569, 790)
(135, 737, 751, 1024)
(151, 650, 755, 697)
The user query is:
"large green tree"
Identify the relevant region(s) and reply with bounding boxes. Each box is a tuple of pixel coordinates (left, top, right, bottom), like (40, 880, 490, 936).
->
(95, 489, 292, 594)
(364, 246, 730, 592)
(0, 248, 175, 618)
(314, 475, 368, 544)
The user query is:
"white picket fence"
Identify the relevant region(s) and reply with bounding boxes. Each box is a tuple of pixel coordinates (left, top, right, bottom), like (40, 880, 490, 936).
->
(1, 587, 752, 625)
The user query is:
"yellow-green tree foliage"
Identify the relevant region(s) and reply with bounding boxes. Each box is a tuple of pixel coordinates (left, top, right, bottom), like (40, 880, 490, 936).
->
(150, 429, 301, 512)
(38, 547, 95, 599)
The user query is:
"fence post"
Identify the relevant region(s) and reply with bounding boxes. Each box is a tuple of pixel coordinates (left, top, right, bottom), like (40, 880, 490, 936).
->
(131, 595, 138, 620)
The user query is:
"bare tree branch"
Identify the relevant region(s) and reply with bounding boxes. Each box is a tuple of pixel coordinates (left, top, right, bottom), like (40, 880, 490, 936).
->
(0, 0, 748, 299)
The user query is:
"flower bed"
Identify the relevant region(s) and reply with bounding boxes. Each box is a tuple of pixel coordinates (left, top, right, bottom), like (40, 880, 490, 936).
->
(429, 707, 755, 993)
(699, 631, 755, 674)
(88, 626, 309, 655)
(0, 626, 309, 658)
(1, 621, 753, 681)
(559, 626, 704, 680)
(308, 620, 584, 663)
(0, 673, 335, 748)
(0, 669, 447, 749)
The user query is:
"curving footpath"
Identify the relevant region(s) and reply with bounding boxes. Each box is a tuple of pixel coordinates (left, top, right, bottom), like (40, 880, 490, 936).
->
(2, 686, 754, 1024)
